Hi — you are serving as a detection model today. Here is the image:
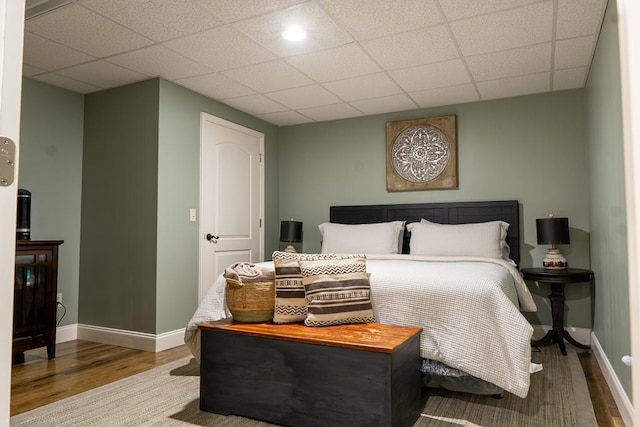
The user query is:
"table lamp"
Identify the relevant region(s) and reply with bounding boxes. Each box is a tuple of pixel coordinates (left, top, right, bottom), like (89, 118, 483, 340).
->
(280, 220, 302, 253)
(536, 215, 570, 269)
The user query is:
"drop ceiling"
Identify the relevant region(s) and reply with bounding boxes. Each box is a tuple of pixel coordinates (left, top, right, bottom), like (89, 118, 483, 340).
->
(22, 0, 607, 127)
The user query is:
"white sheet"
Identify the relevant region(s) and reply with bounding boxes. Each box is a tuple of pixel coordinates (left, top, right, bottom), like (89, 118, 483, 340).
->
(184, 255, 538, 398)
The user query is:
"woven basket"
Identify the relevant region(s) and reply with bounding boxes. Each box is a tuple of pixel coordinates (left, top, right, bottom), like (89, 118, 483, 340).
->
(225, 278, 275, 323)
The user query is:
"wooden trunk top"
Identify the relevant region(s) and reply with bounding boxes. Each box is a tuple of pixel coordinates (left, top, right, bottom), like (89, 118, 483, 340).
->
(198, 322, 422, 354)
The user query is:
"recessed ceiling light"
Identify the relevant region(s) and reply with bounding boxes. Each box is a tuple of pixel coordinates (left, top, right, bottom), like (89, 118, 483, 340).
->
(282, 27, 306, 41)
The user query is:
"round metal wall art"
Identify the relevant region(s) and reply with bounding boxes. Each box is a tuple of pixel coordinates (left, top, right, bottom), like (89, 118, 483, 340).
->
(391, 125, 451, 183)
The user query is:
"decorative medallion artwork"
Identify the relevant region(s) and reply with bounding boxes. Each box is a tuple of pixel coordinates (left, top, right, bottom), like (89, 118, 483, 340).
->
(386, 115, 457, 191)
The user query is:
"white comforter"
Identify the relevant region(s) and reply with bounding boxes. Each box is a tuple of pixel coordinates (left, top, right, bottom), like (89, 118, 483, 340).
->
(184, 254, 538, 398)
(365, 254, 537, 398)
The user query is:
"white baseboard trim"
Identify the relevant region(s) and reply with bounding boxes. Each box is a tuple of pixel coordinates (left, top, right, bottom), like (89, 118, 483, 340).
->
(74, 324, 186, 353)
(531, 324, 592, 345)
(55, 324, 78, 343)
(155, 328, 187, 352)
(591, 333, 634, 427)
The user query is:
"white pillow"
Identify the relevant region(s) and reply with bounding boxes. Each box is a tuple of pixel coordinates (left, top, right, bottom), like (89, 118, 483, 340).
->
(318, 221, 406, 254)
(418, 219, 514, 262)
(408, 220, 509, 259)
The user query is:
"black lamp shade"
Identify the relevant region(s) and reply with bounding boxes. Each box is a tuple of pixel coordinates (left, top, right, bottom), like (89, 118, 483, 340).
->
(536, 217, 570, 245)
(280, 220, 303, 243)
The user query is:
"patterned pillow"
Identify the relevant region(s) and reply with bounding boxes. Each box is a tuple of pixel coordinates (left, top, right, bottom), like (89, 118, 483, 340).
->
(272, 251, 365, 324)
(299, 257, 375, 327)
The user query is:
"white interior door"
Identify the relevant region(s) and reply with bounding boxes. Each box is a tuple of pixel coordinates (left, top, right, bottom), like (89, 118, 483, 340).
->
(199, 113, 264, 301)
(0, 0, 25, 423)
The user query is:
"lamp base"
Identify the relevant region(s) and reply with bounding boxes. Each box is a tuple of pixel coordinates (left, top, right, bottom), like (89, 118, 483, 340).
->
(543, 247, 567, 269)
(284, 244, 297, 253)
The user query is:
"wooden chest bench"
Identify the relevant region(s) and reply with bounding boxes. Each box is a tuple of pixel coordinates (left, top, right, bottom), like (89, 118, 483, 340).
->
(198, 321, 422, 427)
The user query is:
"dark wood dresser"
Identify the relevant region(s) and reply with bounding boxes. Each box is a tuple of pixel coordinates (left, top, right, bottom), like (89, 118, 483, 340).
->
(13, 240, 63, 363)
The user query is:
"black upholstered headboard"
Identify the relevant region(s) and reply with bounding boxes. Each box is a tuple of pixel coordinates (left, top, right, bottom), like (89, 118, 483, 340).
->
(330, 200, 520, 266)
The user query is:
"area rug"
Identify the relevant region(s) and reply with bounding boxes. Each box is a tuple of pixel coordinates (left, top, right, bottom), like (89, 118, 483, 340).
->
(10, 346, 597, 426)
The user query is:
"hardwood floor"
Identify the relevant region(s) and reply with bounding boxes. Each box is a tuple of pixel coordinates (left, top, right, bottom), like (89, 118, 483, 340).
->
(578, 350, 626, 427)
(10, 340, 191, 416)
(11, 341, 625, 426)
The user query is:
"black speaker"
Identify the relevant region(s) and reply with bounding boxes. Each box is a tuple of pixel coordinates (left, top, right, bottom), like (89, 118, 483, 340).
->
(17, 189, 31, 240)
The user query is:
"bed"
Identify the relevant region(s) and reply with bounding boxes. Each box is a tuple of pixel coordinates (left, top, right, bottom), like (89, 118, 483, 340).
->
(184, 200, 539, 399)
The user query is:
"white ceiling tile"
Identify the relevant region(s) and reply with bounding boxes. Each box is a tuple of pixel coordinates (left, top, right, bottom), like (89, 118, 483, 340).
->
(286, 44, 379, 82)
(22, 64, 47, 77)
(192, 0, 304, 23)
(361, 25, 459, 70)
(389, 60, 471, 92)
(174, 73, 255, 100)
(350, 94, 417, 115)
(554, 36, 595, 69)
(439, 0, 540, 21)
(298, 103, 363, 122)
(57, 60, 148, 89)
(317, 0, 442, 40)
(450, 2, 553, 56)
(23, 31, 94, 71)
(477, 72, 550, 100)
(223, 95, 288, 115)
(257, 110, 312, 126)
(233, 2, 352, 57)
(266, 85, 341, 109)
(222, 60, 313, 92)
(553, 68, 587, 91)
(557, 0, 607, 39)
(409, 84, 479, 108)
(164, 26, 276, 72)
(107, 45, 212, 80)
(82, 0, 222, 42)
(33, 73, 103, 93)
(25, 4, 153, 57)
(323, 73, 402, 101)
(466, 43, 551, 82)
(20, 0, 605, 124)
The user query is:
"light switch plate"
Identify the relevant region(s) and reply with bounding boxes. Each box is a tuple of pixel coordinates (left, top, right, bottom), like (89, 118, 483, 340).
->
(190, 209, 197, 222)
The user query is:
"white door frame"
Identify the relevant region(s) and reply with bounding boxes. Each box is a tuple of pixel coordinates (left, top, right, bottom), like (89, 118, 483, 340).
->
(198, 113, 264, 301)
(0, 0, 25, 423)
(617, 1, 640, 425)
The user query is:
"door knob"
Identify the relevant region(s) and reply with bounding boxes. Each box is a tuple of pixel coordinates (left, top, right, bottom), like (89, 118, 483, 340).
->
(206, 233, 219, 243)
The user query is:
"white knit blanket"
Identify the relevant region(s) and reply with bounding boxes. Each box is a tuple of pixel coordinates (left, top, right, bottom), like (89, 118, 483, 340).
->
(365, 254, 537, 398)
(223, 262, 275, 282)
(184, 255, 538, 398)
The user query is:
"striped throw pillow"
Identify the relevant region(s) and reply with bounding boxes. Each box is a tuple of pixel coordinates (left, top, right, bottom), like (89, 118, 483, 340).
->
(299, 257, 375, 327)
(272, 251, 366, 324)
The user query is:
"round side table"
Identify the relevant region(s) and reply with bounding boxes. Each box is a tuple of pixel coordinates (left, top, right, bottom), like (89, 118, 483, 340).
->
(521, 267, 593, 356)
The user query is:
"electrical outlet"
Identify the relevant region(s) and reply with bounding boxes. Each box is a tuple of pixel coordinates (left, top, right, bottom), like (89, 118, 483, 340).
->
(56, 293, 62, 304)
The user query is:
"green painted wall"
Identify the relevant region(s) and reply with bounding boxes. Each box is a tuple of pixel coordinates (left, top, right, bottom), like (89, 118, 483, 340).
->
(79, 79, 160, 333)
(156, 79, 279, 333)
(278, 90, 592, 329)
(585, 0, 630, 398)
(18, 78, 84, 326)
(24, 77, 278, 336)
